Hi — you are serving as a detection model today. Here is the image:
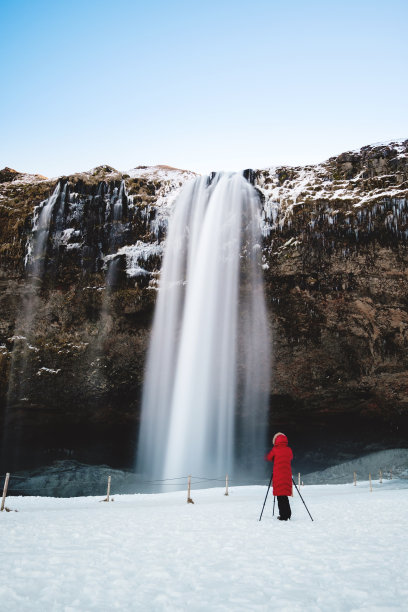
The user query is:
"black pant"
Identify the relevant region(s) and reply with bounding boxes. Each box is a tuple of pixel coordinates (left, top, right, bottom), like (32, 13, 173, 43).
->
(277, 496, 291, 520)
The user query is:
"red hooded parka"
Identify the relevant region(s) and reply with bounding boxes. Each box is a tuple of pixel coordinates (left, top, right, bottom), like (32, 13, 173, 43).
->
(266, 433, 293, 496)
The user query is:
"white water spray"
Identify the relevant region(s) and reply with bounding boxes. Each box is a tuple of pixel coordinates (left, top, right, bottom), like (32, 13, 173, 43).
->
(137, 173, 270, 479)
(25, 182, 62, 276)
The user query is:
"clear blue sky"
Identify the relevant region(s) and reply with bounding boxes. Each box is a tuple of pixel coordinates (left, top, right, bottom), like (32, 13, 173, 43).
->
(1, 0, 407, 176)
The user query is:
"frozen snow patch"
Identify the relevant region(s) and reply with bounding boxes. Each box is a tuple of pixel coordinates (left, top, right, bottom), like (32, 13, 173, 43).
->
(60, 228, 81, 244)
(105, 241, 163, 277)
(37, 367, 61, 376)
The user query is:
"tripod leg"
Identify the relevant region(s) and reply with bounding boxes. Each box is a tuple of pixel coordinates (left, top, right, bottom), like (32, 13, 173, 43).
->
(292, 477, 314, 521)
(259, 471, 273, 521)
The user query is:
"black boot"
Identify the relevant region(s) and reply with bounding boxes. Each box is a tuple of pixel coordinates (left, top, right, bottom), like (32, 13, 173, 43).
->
(277, 496, 291, 520)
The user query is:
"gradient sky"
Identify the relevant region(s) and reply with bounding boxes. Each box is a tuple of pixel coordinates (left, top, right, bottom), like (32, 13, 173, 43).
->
(1, 0, 407, 177)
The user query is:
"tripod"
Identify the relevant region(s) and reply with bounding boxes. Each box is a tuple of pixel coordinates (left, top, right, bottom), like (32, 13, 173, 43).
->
(259, 472, 314, 521)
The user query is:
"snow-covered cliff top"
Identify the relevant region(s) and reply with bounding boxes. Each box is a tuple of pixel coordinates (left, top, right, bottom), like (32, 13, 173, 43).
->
(256, 139, 408, 232)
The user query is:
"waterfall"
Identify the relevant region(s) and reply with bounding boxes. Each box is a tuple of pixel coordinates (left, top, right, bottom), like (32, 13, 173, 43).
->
(6, 182, 63, 400)
(112, 180, 125, 222)
(137, 172, 270, 480)
(25, 182, 62, 277)
(105, 180, 126, 288)
(3, 182, 65, 465)
(91, 180, 128, 374)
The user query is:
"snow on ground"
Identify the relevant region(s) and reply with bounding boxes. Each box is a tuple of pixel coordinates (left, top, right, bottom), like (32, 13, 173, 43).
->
(1, 479, 408, 611)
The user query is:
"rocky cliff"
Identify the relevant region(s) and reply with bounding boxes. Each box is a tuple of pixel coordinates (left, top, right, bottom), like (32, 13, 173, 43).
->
(1, 141, 407, 473)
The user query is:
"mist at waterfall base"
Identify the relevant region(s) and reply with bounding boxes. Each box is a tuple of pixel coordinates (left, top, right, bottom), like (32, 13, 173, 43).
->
(136, 172, 271, 484)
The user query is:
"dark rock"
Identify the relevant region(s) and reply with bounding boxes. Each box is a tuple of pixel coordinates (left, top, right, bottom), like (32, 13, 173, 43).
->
(0, 145, 408, 475)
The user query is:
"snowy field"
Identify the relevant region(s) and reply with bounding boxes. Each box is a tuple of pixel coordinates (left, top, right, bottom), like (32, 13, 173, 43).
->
(1, 479, 408, 611)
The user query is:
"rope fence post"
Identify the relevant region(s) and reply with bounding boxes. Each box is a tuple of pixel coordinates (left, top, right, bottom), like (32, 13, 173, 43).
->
(1, 473, 10, 511)
(353, 471, 357, 486)
(298, 472, 300, 487)
(390, 469, 392, 480)
(379, 469, 382, 484)
(187, 475, 194, 504)
(100, 475, 112, 502)
(369, 473, 372, 492)
(224, 474, 229, 496)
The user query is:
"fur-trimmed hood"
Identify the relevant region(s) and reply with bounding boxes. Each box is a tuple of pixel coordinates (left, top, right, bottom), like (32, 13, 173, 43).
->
(273, 432, 288, 446)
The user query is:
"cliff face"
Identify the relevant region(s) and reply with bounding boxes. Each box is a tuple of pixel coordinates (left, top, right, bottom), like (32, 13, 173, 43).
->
(0, 142, 407, 472)
(0, 165, 195, 469)
(256, 141, 408, 456)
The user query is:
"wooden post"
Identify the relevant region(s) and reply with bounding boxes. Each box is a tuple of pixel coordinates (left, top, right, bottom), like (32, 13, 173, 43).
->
(298, 472, 300, 487)
(100, 475, 111, 502)
(369, 473, 372, 492)
(187, 475, 194, 504)
(1, 473, 10, 512)
(224, 474, 229, 496)
(390, 469, 392, 480)
(379, 469, 382, 484)
(353, 471, 357, 486)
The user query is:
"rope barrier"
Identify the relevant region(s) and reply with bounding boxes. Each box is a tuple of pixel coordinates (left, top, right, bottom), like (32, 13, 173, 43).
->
(2, 469, 401, 498)
(2, 473, 270, 486)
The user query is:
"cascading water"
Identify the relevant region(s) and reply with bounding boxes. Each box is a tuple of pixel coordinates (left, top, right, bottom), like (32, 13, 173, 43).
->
(137, 172, 270, 480)
(3, 182, 65, 465)
(89, 180, 129, 390)
(25, 182, 62, 277)
(9, 182, 63, 378)
(98, 180, 127, 332)
(103, 180, 126, 289)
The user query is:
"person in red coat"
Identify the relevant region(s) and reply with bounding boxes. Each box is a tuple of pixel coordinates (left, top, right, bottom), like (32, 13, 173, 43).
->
(265, 432, 293, 520)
